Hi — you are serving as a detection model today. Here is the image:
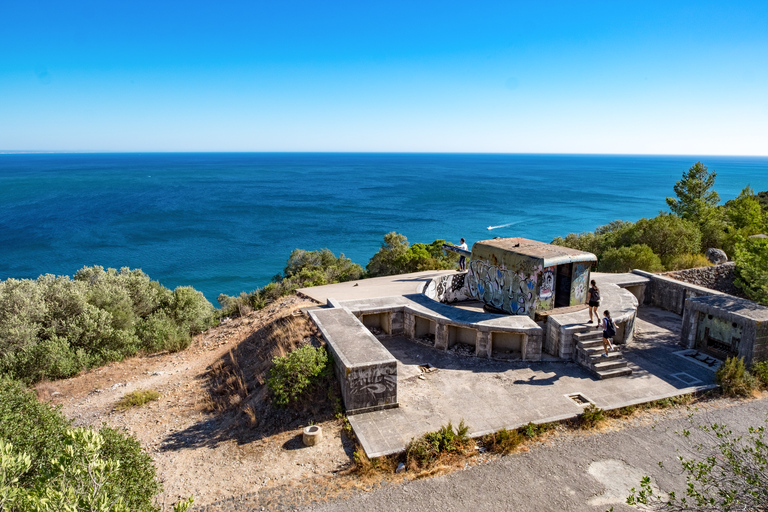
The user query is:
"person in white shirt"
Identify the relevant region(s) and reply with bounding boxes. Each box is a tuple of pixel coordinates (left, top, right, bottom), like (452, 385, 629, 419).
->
(458, 238, 468, 271)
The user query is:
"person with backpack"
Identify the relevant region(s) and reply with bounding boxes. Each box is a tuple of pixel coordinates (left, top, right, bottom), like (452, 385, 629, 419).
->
(601, 310, 616, 357)
(587, 280, 600, 324)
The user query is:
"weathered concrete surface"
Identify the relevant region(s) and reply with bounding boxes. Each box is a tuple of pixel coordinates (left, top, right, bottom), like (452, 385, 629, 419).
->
(681, 294, 768, 364)
(310, 396, 768, 512)
(309, 308, 398, 414)
(633, 269, 727, 314)
(349, 307, 716, 457)
(297, 270, 458, 303)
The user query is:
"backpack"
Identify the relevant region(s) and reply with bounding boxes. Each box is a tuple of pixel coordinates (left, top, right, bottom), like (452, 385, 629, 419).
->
(590, 288, 600, 302)
(604, 318, 616, 338)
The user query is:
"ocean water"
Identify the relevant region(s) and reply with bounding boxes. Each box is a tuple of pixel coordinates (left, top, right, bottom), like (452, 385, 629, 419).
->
(1, 153, 767, 303)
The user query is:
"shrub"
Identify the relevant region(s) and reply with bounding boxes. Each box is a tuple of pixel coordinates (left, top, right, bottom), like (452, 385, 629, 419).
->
(267, 345, 331, 406)
(663, 253, 712, 271)
(482, 428, 523, 454)
(628, 214, 703, 260)
(0, 378, 163, 511)
(522, 421, 555, 439)
(752, 361, 768, 389)
(716, 356, 755, 397)
(405, 420, 471, 470)
(366, 232, 459, 277)
(578, 404, 605, 428)
(734, 238, 768, 305)
(115, 389, 161, 411)
(599, 244, 664, 273)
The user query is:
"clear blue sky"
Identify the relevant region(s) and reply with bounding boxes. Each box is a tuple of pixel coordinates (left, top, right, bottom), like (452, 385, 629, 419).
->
(1, 1, 766, 154)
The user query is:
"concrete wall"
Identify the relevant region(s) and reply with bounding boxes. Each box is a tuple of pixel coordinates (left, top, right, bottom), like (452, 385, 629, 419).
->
(632, 270, 724, 314)
(680, 295, 768, 365)
(423, 272, 471, 303)
(465, 253, 543, 317)
(309, 308, 398, 415)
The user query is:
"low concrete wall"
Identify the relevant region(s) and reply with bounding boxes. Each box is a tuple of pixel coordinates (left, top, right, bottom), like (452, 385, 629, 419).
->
(632, 270, 725, 315)
(423, 272, 471, 303)
(309, 307, 398, 415)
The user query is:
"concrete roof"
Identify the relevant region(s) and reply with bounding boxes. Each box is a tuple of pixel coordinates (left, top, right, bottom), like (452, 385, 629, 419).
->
(687, 294, 768, 321)
(473, 237, 597, 267)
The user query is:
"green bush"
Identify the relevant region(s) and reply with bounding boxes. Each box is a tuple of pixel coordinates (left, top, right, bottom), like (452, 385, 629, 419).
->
(752, 361, 768, 389)
(663, 253, 712, 271)
(482, 428, 523, 454)
(267, 345, 331, 406)
(751, 361, 768, 389)
(405, 420, 471, 470)
(366, 232, 459, 277)
(599, 244, 664, 273)
(578, 404, 605, 428)
(0, 266, 214, 383)
(0, 378, 163, 511)
(716, 356, 755, 397)
(734, 238, 768, 305)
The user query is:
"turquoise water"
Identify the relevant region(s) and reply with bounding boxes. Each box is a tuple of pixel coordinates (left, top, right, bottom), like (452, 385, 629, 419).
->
(1, 153, 766, 303)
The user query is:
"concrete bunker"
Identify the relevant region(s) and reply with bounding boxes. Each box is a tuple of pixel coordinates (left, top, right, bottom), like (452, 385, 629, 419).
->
(681, 295, 768, 365)
(464, 238, 597, 318)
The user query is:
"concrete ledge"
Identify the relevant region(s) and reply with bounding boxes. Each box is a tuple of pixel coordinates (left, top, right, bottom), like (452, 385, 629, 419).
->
(308, 308, 398, 414)
(632, 269, 727, 314)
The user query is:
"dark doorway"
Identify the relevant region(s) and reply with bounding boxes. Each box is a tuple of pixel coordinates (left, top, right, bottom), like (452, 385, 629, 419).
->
(555, 264, 572, 308)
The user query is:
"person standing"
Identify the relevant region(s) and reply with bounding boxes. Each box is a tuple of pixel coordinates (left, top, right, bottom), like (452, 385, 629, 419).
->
(458, 238, 468, 271)
(601, 310, 616, 356)
(587, 280, 600, 324)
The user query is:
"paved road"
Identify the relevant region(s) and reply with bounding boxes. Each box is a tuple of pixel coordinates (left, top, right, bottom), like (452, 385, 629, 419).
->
(307, 397, 768, 512)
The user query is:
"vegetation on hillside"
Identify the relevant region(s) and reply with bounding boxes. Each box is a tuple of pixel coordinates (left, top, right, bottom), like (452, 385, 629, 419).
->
(552, 161, 768, 303)
(0, 378, 191, 512)
(0, 266, 215, 384)
(366, 232, 459, 277)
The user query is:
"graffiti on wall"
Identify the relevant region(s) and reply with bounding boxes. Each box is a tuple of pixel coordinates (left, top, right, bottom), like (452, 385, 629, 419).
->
(347, 364, 397, 409)
(570, 263, 589, 306)
(425, 273, 470, 303)
(466, 258, 543, 317)
(538, 266, 555, 310)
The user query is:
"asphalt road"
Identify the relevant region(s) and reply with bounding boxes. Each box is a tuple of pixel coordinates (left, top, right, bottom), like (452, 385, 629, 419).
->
(307, 397, 768, 512)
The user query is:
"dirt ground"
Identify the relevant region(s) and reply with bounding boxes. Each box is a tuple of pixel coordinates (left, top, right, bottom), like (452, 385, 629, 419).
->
(35, 295, 360, 508)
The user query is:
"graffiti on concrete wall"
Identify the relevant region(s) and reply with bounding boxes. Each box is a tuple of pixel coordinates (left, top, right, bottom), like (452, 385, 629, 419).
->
(466, 258, 543, 317)
(425, 273, 470, 303)
(538, 266, 555, 310)
(570, 263, 589, 306)
(347, 364, 397, 409)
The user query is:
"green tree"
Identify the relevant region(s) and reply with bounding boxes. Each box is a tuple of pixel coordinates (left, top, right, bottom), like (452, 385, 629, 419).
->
(666, 161, 720, 222)
(599, 244, 664, 273)
(628, 214, 702, 261)
(366, 232, 459, 277)
(733, 237, 768, 305)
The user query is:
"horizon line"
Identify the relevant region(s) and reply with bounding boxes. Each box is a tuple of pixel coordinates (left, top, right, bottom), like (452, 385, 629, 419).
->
(2, 150, 768, 158)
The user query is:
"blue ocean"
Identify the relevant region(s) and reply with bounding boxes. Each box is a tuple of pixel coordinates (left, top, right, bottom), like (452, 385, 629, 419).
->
(1, 153, 767, 303)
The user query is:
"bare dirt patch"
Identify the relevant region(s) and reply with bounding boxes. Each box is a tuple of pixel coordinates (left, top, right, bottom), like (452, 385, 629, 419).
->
(35, 295, 358, 508)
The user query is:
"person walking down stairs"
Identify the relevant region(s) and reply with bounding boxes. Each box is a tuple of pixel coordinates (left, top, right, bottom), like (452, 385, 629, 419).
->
(601, 310, 616, 357)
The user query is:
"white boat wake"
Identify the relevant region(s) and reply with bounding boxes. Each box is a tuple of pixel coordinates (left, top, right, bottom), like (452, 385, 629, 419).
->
(487, 221, 519, 230)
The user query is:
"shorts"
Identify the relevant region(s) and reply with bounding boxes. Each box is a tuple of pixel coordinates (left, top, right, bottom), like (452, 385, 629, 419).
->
(588, 300, 600, 307)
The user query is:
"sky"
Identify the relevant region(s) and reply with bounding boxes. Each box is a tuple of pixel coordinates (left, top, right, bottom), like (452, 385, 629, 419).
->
(1, 1, 767, 154)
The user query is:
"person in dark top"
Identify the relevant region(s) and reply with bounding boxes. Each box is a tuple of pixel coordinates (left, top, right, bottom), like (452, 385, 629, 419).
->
(601, 310, 616, 356)
(587, 279, 600, 324)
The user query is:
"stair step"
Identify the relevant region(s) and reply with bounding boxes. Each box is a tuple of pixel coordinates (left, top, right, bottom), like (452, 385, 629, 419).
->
(596, 367, 633, 379)
(585, 348, 622, 358)
(573, 331, 603, 342)
(593, 359, 628, 371)
(577, 339, 604, 349)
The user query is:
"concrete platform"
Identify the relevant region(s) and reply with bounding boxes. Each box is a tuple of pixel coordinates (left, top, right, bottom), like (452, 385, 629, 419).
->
(349, 307, 717, 457)
(297, 270, 457, 303)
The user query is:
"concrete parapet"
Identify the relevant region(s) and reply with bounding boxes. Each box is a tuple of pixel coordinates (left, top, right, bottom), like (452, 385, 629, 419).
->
(632, 270, 725, 314)
(308, 308, 398, 415)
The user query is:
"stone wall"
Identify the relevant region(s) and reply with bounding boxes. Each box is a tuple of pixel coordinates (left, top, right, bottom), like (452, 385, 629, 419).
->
(632, 270, 725, 315)
(664, 262, 745, 298)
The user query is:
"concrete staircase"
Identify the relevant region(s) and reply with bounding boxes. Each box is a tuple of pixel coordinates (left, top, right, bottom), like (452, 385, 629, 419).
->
(574, 330, 632, 379)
